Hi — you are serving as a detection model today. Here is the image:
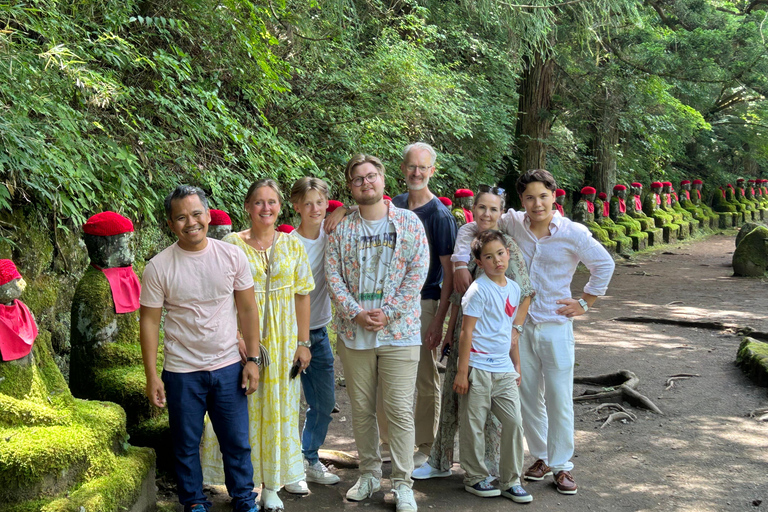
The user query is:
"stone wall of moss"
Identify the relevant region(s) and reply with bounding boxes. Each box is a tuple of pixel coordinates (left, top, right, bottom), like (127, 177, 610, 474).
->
(736, 337, 768, 387)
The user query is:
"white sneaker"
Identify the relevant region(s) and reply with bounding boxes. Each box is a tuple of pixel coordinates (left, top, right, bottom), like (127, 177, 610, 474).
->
(305, 460, 340, 485)
(346, 474, 381, 501)
(259, 488, 284, 511)
(393, 483, 418, 512)
(283, 480, 309, 495)
(411, 461, 451, 480)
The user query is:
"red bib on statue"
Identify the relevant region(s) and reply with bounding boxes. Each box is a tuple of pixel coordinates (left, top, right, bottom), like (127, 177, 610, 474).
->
(0, 299, 38, 361)
(94, 265, 141, 314)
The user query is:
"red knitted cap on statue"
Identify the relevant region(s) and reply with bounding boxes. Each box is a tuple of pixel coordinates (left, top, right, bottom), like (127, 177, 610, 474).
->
(598, 192, 608, 200)
(651, 182, 662, 188)
(326, 200, 344, 213)
(748, 179, 756, 184)
(439, 197, 453, 207)
(612, 184, 627, 192)
(661, 181, 672, 187)
(737, 178, 745, 182)
(555, 189, 566, 197)
(581, 186, 596, 195)
(83, 212, 134, 236)
(0, 260, 22, 286)
(277, 224, 295, 233)
(209, 209, 232, 226)
(455, 189, 474, 198)
(631, 182, 643, 188)
(681, 180, 691, 185)
(693, 179, 703, 184)
(728, 183, 735, 188)
(383, 195, 392, 201)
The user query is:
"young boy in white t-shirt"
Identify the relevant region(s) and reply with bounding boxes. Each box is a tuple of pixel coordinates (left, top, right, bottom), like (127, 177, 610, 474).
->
(453, 229, 532, 504)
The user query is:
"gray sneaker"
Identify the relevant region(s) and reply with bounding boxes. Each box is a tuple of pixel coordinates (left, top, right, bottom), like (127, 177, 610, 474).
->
(393, 483, 418, 512)
(305, 460, 340, 485)
(346, 474, 381, 501)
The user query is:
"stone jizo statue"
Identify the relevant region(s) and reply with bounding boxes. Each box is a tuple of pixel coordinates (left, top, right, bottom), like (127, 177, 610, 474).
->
(208, 209, 233, 240)
(554, 189, 566, 216)
(452, 188, 474, 226)
(0, 259, 38, 362)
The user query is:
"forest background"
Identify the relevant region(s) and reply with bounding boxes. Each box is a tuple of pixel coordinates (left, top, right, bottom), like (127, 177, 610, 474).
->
(2, 0, 768, 232)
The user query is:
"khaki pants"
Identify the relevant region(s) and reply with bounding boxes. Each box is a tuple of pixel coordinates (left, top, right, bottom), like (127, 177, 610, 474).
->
(378, 299, 441, 452)
(337, 342, 420, 488)
(459, 368, 524, 489)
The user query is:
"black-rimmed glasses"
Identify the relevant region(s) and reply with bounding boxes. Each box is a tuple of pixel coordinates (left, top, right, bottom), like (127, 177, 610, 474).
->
(350, 172, 380, 187)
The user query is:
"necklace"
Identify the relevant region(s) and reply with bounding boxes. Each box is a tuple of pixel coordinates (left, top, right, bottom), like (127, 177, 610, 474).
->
(250, 229, 275, 251)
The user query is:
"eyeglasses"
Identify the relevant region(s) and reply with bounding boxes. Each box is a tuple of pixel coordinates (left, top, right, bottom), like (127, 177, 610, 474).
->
(477, 184, 505, 196)
(350, 172, 380, 187)
(406, 165, 432, 173)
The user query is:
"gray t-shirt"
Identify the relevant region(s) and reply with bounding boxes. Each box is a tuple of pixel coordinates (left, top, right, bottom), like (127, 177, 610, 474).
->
(292, 224, 332, 330)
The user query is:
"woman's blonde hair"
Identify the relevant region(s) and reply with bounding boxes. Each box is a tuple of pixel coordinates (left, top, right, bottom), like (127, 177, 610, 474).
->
(290, 177, 329, 204)
(245, 178, 284, 204)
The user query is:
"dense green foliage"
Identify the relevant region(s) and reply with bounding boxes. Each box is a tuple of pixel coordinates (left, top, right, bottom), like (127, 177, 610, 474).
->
(1, 0, 767, 231)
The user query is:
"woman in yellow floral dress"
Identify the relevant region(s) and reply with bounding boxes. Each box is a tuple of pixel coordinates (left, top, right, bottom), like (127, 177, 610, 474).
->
(201, 179, 314, 511)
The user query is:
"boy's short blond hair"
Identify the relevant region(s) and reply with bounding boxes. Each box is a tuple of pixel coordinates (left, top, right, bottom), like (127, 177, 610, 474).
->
(290, 177, 329, 204)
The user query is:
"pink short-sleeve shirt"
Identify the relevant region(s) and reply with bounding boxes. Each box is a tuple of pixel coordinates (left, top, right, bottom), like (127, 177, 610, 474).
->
(140, 238, 253, 373)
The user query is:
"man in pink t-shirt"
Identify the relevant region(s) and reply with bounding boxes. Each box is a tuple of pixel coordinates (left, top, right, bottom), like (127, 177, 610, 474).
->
(140, 185, 261, 512)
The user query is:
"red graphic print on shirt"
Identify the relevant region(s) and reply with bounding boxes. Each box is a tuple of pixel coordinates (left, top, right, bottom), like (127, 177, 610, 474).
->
(505, 296, 516, 317)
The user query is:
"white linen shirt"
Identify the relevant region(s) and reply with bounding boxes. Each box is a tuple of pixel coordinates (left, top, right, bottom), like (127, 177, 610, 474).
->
(451, 210, 615, 325)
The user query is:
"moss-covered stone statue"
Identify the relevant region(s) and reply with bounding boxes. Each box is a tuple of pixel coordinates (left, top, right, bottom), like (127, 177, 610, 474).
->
(554, 188, 566, 217)
(208, 209, 233, 240)
(452, 188, 474, 227)
(573, 186, 616, 253)
(596, 192, 633, 255)
(643, 181, 680, 243)
(759, 180, 768, 210)
(712, 185, 738, 228)
(725, 184, 747, 225)
(682, 180, 718, 230)
(69, 212, 170, 468)
(0, 260, 37, 364)
(610, 184, 648, 251)
(0, 259, 155, 511)
(746, 180, 768, 221)
(732, 224, 768, 277)
(439, 196, 453, 212)
(669, 183, 700, 235)
(627, 182, 664, 246)
(736, 178, 757, 221)
(660, 182, 690, 239)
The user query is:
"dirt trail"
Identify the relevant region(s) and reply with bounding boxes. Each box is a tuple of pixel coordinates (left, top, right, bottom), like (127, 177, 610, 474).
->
(195, 231, 768, 512)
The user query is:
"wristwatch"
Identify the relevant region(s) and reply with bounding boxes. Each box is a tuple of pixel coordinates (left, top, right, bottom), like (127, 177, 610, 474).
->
(578, 298, 589, 312)
(512, 324, 524, 334)
(246, 356, 262, 366)
(297, 340, 311, 348)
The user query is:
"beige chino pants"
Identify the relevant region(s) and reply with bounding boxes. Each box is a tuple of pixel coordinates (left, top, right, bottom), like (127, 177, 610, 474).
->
(459, 368, 524, 489)
(337, 342, 420, 488)
(378, 299, 441, 453)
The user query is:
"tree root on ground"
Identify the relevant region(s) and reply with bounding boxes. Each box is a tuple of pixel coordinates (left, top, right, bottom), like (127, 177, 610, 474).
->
(574, 369, 663, 414)
(601, 411, 637, 429)
(319, 449, 359, 468)
(665, 373, 700, 390)
(748, 407, 768, 422)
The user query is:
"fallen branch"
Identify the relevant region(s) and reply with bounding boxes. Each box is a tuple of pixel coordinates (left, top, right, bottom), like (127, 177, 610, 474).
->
(574, 370, 663, 414)
(594, 403, 630, 414)
(748, 407, 768, 422)
(601, 411, 636, 429)
(318, 449, 359, 469)
(665, 373, 701, 390)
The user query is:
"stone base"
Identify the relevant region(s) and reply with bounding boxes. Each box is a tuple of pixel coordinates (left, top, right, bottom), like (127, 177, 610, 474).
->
(645, 227, 664, 246)
(614, 235, 634, 256)
(736, 337, 768, 387)
(628, 232, 648, 251)
(718, 213, 733, 229)
(663, 224, 680, 244)
(677, 221, 690, 240)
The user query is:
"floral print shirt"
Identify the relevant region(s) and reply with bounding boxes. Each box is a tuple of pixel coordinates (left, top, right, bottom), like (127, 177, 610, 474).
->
(326, 201, 429, 347)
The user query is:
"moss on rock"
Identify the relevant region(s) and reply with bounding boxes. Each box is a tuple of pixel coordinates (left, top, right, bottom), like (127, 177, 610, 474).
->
(732, 225, 768, 277)
(736, 337, 768, 387)
(735, 222, 765, 248)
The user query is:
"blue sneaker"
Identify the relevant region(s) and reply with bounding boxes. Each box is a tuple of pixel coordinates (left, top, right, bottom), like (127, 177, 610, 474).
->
(247, 505, 261, 512)
(501, 484, 533, 503)
(464, 479, 501, 497)
(189, 505, 207, 512)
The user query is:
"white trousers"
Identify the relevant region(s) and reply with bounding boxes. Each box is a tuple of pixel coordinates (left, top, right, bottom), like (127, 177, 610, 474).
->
(519, 321, 575, 472)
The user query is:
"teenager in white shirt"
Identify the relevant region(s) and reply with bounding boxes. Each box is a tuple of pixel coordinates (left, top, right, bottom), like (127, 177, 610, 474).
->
(289, 177, 340, 486)
(452, 169, 615, 495)
(454, 230, 532, 504)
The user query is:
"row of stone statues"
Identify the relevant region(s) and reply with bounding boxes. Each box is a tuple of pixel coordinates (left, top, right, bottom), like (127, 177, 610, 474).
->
(569, 179, 768, 256)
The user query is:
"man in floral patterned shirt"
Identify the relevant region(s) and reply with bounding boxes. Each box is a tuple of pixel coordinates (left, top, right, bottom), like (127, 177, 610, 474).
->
(326, 154, 429, 512)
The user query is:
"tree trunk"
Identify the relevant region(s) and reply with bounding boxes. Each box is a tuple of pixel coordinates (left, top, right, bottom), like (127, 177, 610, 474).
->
(502, 52, 555, 205)
(584, 84, 619, 195)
